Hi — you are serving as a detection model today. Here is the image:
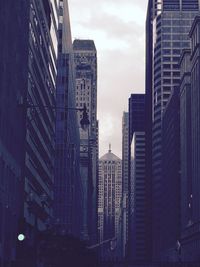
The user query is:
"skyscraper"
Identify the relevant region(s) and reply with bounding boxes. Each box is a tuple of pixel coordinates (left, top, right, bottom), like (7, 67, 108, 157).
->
(148, 0, 200, 259)
(98, 147, 122, 252)
(54, 0, 83, 237)
(73, 40, 98, 243)
(145, 1, 153, 261)
(0, 0, 58, 265)
(122, 112, 129, 257)
(128, 94, 148, 262)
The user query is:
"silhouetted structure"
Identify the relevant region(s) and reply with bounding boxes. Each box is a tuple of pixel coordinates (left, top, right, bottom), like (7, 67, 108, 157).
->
(128, 94, 148, 262)
(54, 0, 83, 238)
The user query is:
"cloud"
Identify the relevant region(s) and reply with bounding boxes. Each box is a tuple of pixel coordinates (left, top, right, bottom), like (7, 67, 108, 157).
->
(68, 0, 148, 157)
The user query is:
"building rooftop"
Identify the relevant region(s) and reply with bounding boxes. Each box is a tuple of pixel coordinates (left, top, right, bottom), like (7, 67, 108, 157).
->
(100, 144, 121, 161)
(73, 39, 96, 51)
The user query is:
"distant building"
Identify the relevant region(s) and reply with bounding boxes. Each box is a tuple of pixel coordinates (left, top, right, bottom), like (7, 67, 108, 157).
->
(98, 147, 122, 258)
(161, 87, 180, 261)
(73, 39, 98, 243)
(0, 0, 58, 265)
(122, 112, 129, 258)
(54, 0, 83, 237)
(128, 94, 147, 262)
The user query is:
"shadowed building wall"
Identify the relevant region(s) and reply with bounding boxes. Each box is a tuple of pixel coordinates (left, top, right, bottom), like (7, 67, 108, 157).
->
(161, 87, 180, 261)
(54, 0, 83, 238)
(0, 0, 58, 265)
(180, 16, 200, 262)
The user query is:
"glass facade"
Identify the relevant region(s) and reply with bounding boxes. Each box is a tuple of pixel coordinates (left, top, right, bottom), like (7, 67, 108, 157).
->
(24, 0, 58, 232)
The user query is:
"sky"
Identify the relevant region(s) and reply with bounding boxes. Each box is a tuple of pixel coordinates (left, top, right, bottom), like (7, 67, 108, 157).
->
(68, 0, 148, 157)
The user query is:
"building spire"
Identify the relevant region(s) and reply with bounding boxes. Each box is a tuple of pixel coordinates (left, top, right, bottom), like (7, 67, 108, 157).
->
(109, 143, 111, 153)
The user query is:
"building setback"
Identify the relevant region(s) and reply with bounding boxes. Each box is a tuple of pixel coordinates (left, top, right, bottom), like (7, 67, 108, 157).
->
(0, 0, 58, 265)
(148, 0, 200, 260)
(73, 39, 98, 244)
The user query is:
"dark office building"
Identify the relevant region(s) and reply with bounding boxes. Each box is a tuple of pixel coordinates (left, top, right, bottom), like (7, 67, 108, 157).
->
(129, 94, 145, 139)
(128, 94, 148, 261)
(161, 87, 180, 261)
(180, 16, 200, 261)
(54, 0, 83, 238)
(148, 0, 200, 259)
(179, 48, 193, 261)
(0, 0, 58, 265)
(145, 0, 153, 261)
(130, 131, 146, 262)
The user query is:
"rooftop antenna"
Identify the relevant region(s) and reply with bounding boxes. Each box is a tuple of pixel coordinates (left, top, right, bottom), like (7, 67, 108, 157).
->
(109, 143, 111, 153)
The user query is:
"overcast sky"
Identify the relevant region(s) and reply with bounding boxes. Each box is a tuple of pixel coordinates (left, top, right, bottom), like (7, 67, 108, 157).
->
(68, 0, 148, 157)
